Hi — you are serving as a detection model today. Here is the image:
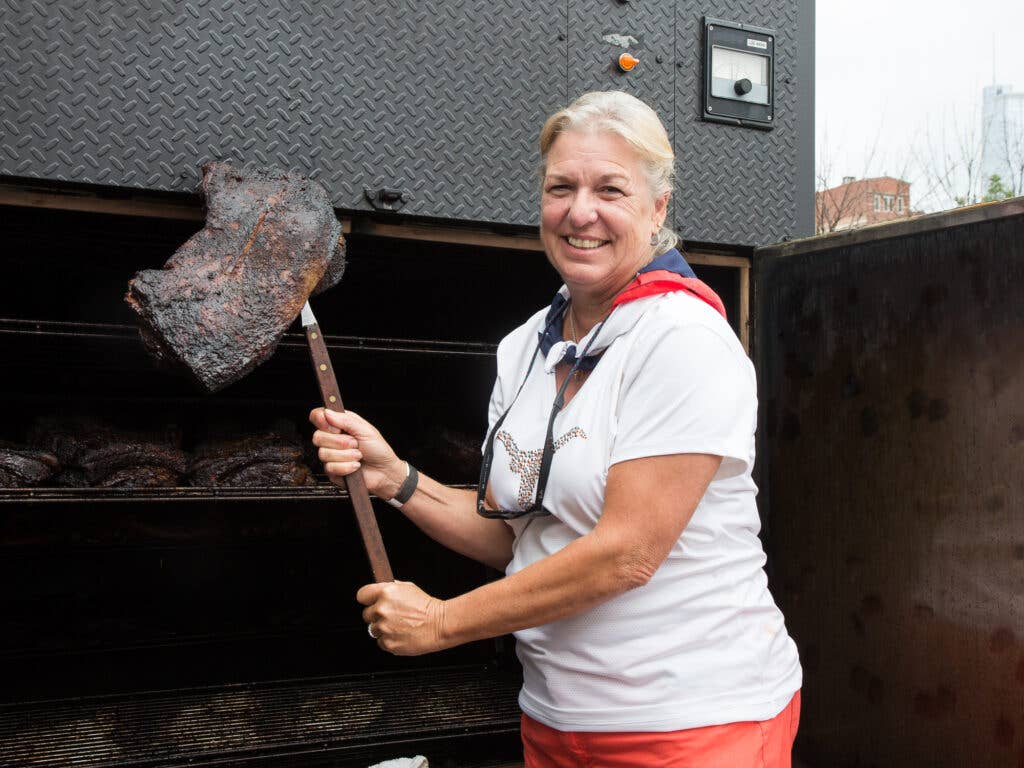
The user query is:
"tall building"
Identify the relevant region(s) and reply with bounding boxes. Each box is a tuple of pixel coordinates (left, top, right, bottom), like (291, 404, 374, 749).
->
(815, 176, 912, 233)
(981, 84, 1024, 194)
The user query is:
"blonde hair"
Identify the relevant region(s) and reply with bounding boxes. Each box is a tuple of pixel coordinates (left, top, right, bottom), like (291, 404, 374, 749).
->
(539, 91, 679, 256)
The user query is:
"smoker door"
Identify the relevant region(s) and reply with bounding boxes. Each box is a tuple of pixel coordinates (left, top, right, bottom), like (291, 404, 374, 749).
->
(0, 1, 567, 226)
(753, 200, 1024, 768)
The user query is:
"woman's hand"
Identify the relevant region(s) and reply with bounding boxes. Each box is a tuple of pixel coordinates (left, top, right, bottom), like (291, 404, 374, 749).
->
(309, 408, 406, 499)
(358, 581, 448, 656)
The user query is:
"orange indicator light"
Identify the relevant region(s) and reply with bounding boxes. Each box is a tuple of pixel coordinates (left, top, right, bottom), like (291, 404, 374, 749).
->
(618, 53, 640, 72)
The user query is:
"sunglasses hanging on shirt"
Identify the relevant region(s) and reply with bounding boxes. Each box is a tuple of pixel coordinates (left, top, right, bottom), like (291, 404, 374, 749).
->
(476, 311, 608, 520)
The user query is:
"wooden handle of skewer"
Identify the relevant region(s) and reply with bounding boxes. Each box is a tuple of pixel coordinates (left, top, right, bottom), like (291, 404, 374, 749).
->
(305, 322, 394, 583)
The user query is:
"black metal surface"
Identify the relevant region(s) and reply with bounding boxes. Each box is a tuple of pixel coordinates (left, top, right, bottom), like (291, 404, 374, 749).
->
(0, 665, 522, 767)
(568, 0, 676, 131)
(754, 200, 1024, 767)
(674, 0, 809, 244)
(0, 0, 567, 227)
(0, 1, 812, 244)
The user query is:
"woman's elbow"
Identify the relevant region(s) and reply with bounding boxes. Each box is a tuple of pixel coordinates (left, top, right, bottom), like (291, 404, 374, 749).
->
(611, 544, 661, 591)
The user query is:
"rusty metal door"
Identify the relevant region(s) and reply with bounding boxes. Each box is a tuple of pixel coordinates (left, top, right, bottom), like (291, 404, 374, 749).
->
(754, 199, 1024, 767)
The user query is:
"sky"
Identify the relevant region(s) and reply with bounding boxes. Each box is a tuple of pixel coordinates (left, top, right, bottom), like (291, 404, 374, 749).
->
(816, 0, 1024, 210)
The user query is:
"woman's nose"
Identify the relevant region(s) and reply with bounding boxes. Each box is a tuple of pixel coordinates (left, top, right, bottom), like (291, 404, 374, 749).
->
(567, 192, 598, 227)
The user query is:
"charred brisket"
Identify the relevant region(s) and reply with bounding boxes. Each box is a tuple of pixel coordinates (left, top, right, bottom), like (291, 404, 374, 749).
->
(95, 466, 180, 488)
(190, 434, 312, 487)
(30, 418, 186, 488)
(216, 461, 314, 487)
(0, 445, 59, 487)
(77, 443, 188, 484)
(124, 162, 346, 392)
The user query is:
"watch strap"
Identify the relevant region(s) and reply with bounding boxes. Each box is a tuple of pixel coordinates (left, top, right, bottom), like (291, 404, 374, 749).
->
(385, 462, 418, 509)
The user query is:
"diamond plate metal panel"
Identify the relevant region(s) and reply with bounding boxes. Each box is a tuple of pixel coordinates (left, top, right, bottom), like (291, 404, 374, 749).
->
(567, 0, 677, 225)
(568, 1, 675, 123)
(0, 0, 810, 242)
(675, 0, 805, 245)
(0, 0, 568, 225)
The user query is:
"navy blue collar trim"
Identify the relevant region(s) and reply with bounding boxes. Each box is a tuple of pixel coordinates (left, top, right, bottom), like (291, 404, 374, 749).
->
(536, 248, 695, 371)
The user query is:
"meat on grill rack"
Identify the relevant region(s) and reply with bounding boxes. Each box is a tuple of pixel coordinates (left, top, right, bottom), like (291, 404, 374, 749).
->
(29, 417, 187, 489)
(0, 444, 59, 488)
(189, 433, 314, 487)
(94, 465, 181, 488)
(124, 162, 346, 392)
(76, 442, 189, 484)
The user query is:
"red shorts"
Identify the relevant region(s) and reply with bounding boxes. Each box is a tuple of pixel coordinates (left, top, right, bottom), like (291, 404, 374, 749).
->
(521, 690, 801, 768)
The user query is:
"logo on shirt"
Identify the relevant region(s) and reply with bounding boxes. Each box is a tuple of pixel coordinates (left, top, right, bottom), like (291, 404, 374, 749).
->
(496, 427, 587, 508)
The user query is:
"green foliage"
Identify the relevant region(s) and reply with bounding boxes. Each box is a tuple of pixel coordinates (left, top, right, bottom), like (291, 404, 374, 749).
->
(981, 174, 1013, 203)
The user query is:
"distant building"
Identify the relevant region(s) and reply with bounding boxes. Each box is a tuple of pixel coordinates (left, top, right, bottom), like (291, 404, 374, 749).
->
(981, 84, 1024, 194)
(815, 176, 912, 233)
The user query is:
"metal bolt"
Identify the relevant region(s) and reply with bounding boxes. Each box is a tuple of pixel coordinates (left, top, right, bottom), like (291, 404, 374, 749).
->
(656, 55, 663, 63)
(768, 36, 773, 43)
(709, 25, 714, 31)
(768, 115, 773, 120)
(707, 106, 713, 112)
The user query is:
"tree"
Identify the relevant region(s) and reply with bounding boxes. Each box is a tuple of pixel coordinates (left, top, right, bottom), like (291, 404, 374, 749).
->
(915, 97, 1024, 209)
(815, 125, 914, 234)
(980, 174, 1013, 203)
(914, 105, 988, 210)
(992, 118, 1024, 197)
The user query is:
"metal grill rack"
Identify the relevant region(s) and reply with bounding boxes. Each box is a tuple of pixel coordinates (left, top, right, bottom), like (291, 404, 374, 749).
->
(0, 665, 523, 767)
(0, 318, 498, 358)
(0, 484, 474, 505)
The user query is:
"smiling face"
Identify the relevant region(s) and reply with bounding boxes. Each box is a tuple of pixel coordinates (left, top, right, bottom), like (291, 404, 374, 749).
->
(540, 130, 669, 304)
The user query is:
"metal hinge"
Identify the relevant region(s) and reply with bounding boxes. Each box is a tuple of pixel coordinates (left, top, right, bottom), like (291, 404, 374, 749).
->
(364, 187, 410, 212)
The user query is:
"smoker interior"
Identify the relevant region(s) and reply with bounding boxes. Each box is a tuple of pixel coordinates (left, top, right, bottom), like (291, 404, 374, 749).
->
(0, 205, 742, 766)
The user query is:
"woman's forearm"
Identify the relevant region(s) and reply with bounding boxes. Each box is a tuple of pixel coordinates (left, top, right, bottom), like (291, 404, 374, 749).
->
(437, 527, 638, 647)
(396, 471, 514, 571)
(435, 454, 721, 648)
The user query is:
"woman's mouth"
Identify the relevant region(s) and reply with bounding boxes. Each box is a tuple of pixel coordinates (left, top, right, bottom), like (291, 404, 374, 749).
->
(565, 236, 608, 250)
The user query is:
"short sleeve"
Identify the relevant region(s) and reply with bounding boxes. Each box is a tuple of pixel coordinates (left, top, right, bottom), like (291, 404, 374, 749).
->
(609, 322, 756, 479)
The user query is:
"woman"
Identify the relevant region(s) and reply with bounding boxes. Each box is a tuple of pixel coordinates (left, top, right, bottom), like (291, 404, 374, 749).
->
(311, 91, 801, 767)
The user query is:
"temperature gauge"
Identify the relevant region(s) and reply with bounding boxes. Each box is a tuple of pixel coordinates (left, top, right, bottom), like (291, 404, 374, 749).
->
(704, 17, 775, 130)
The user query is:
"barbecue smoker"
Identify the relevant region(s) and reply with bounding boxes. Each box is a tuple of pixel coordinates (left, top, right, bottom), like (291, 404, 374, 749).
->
(2, 2, 1022, 768)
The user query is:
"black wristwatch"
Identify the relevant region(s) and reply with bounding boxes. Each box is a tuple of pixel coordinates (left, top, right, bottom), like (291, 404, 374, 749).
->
(385, 462, 419, 509)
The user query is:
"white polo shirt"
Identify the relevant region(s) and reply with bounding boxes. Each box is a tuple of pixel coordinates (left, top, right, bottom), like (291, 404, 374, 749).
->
(485, 289, 802, 732)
